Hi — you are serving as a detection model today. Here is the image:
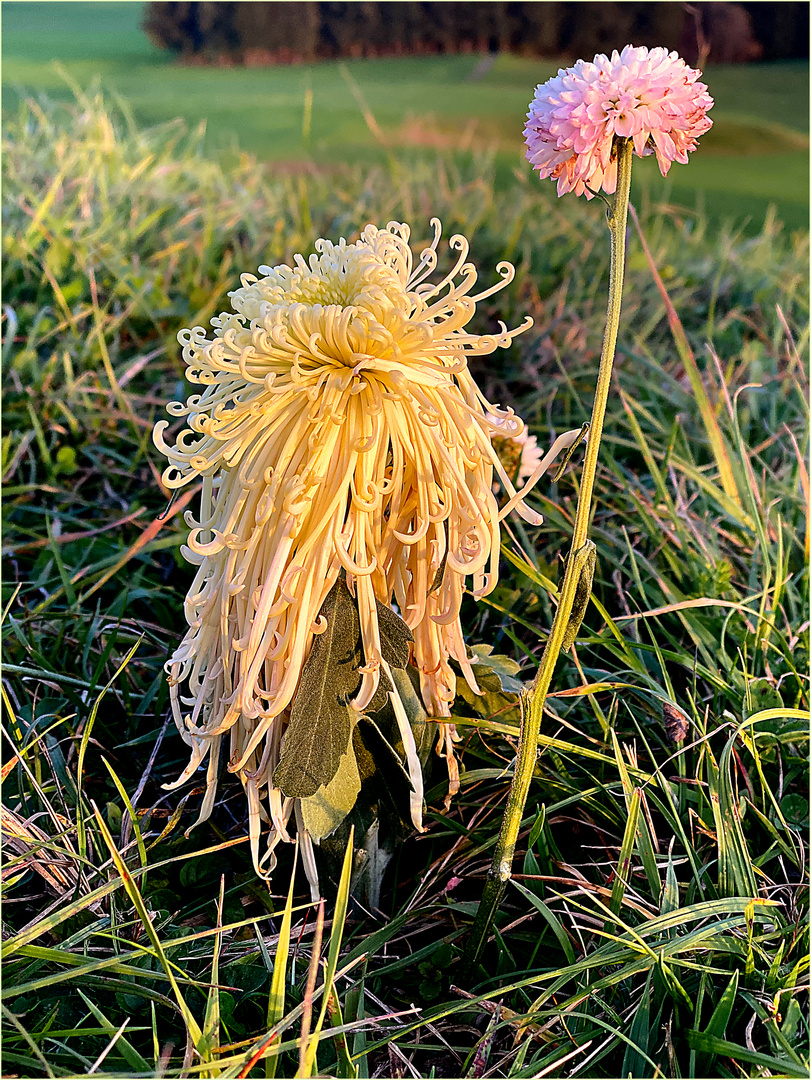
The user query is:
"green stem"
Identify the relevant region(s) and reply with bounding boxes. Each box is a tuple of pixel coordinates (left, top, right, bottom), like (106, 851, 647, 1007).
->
(462, 138, 635, 974)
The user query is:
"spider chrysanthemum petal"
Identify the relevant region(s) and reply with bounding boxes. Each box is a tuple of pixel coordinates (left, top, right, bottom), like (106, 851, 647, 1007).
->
(154, 220, 538, 879)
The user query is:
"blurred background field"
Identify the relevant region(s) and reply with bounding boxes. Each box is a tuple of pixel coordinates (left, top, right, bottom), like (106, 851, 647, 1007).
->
(2, 0, 809, 231)
(2, 3, 809, 1078)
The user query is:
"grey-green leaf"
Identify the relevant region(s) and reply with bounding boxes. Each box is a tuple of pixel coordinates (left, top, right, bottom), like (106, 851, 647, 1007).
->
(364, 598, 413, 713)
(274, 580, 414, 799)
(273, 579, 363, 798)
(467, 644, 524, 694)
(274, 701, 357, 801)
(376, 597, 413, 670)
(300, 738, 362, 843)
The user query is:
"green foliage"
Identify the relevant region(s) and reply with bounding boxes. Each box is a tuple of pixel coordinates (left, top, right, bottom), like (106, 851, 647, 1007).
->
(2, 89, 808, 1078)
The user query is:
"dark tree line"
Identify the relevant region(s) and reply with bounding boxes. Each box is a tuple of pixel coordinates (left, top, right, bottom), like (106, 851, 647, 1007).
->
(144, 2, 809, 66)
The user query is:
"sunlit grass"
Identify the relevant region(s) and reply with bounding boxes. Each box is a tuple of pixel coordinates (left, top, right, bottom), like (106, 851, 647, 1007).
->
(2, 88, 808, 1077)
(2, 1, 809, 230)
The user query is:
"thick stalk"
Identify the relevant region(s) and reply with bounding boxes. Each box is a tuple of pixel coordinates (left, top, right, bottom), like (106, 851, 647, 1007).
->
(463, 138, 634, 973)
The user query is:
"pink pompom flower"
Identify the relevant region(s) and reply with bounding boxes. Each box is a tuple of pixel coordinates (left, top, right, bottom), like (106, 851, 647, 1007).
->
(524, 44, 713, 198)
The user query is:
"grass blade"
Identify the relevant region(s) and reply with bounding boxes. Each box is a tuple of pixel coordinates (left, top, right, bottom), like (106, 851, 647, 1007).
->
(76, 989, 151, 1073)
(264, 845, 299, 1079)
(90, 801, 203, 1050)
(620, 970, 653, 1078)
(76, 639, 143, 866)
(609, 787, 641, 918)
(694, 969, 738, 1075)
(197, 876, 226, 1077)
(510, 880, 575, 965)
(629, 203, 745, 514)
(686, 1032, 808, 1077)
(300, 827, 355, 1078)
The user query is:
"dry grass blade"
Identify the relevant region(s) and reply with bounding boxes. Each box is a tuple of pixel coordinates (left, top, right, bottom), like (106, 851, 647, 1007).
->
(1, 805, 87, 899)
(260, 845, 298, 1080)
(628, 203, 745, 517)
(296, 900, 325, 1080)
(90, 802, 203, 1061)
(87, 1017, 132, 1074)
(196, 877, 226, 1078)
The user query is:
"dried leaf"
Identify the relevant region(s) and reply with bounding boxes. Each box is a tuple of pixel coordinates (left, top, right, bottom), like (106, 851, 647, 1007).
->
(429, 552, 448, 594)
(662, 702, 689, 743)
(562, 541, 596, 651)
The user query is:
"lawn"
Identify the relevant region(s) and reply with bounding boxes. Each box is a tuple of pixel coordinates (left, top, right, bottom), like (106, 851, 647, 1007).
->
(2, 71, 808, 1077)
(2, 0, 809, 231)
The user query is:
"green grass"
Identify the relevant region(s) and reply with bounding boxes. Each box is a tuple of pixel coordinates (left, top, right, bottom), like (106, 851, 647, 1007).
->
(2, 87, 809, 1078)
(2, 1, 809, 231)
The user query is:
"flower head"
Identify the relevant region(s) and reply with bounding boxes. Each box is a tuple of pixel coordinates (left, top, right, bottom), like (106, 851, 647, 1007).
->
(154, 220, 539, 882)
(525, 44, 713, 198)
(490, 415, 544, 486)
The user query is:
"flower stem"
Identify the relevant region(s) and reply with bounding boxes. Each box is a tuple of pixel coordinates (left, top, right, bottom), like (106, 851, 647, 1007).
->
(462, 138, 634, 974)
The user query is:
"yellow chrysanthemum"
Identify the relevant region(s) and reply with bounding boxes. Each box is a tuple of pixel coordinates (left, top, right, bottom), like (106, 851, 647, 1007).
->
(154, 219, 573, 885)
